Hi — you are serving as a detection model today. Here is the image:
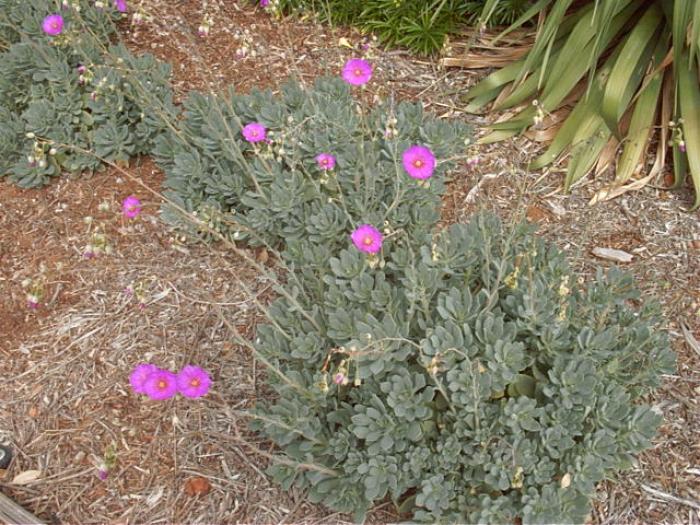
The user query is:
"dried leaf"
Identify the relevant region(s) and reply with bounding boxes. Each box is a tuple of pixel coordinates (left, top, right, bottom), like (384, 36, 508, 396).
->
(337, 37, 353, 49)
(256, 248, 269, 264)
(560, 472, 572, 488)
(526, 204, 551, 223)
(184, 476, 211, 497)
(589, 173, 655, 205)
(592, 247, 634, 263)
(680, 321, 700, 357)
(12, 469, 42, 485)
(146, 486, 165, 507)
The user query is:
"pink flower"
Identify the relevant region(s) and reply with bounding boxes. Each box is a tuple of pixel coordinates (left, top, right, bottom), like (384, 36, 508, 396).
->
(342, 58, 372, 86)
(176, 365, 211, 398)
(42, 14, 64, 36)
(333, 373, 345, 385)
(143, 369, 178, 400)
(242, 122, 267, 143)
(315, 153, 336, 170)
(122, 195, 141, 218)
(679, 141, 686, 153)
(129, 363, 159, 394)
(260, 0, 270, 6)
(97, 467, 109, 480)
(114, 0, 127, 12)
(402, 145, 436, 180)
(26, 297, 40, 309)
(466, 156, 480, 168)
(351, 224, 383, 254)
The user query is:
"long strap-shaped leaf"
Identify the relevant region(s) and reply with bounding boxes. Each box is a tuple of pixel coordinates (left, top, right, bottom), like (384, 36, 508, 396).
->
(490, 1, 638, 136)
(540, 1, 638, 112)
(463, 59, 524, 104)
(672, 0, 692, 78)
(489, 0, 553, 45)
(601, 4, 664, 138)
(677, 50, 700, 210)
(615, 38, 667, 183)
(690, 0, 700, 65)
(584, 0, 627, 96)
(515, 0, 574, 85)
(530, 46, 623, 171)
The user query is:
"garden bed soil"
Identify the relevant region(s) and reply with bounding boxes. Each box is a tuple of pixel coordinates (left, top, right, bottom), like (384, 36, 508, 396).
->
(1, 1, 699, 523)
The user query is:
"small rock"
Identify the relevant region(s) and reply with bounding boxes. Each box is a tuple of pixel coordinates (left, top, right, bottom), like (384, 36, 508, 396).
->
(546, 200, 567, 217)
(592, 247, 634, 263)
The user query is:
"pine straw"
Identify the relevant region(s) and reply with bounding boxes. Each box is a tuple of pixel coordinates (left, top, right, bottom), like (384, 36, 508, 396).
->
(1, 0, 699, 523)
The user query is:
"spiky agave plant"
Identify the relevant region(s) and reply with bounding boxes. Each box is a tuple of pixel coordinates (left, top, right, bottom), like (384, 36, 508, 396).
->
(466, 0, 700, 209)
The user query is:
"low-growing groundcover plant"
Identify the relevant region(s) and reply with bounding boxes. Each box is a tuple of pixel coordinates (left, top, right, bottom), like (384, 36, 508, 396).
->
(153, 75, 470, 268)
(0, 0, 176, 188)
(251, 214, 675, 523)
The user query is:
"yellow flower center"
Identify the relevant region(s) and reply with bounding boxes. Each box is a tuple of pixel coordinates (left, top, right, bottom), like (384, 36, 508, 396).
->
(354, 69, 363, 77)
(190, 378, 201, 387)
(157, 380, 167, 390)
(413, 159, 424, 168)
(363, 236, 373, 246)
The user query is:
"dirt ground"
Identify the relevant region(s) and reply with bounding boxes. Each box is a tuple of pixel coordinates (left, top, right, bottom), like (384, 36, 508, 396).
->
(1, 1, 699, 523)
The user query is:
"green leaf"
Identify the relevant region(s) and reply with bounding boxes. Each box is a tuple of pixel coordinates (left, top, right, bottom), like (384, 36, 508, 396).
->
(677, 50, 700, 210)
(615, 42, 666, 183)
(515, 0, 575, 85)
(600, 4, 663, 138)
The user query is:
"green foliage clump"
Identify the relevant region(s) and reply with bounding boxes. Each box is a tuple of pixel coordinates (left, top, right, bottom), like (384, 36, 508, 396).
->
(0, 0, 176, 187)
(153, 77, 469, 266)
(467, 0, 700, 208)
(251, 214, 675, 523)
(269, 0, 535, 55)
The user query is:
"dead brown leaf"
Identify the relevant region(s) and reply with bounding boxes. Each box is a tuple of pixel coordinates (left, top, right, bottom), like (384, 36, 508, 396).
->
(184, 476, 211, 497)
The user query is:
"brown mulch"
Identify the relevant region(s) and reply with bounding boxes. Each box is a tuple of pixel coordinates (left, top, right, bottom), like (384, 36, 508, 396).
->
(1, 0, 699, 523)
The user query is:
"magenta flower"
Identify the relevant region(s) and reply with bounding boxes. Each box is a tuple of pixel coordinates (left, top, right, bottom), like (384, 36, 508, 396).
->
(176, 365, 212, 398)
(42, 14, 64, 36)
(97, 467, 109, 480)
(122, 195, 141, 218)
(351, 224, 383, 254)
(342, 58, 372, 86)
(242, 122, 267, 143)
(402, 145, 436, 180)
(114, 0, 127, 12)
(129, 363, 159, 394)
(679, 140, 686, 153)
(315, 153, 336, 171)
(143, 369, 178, 400)
(260, 0, 270, 6)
